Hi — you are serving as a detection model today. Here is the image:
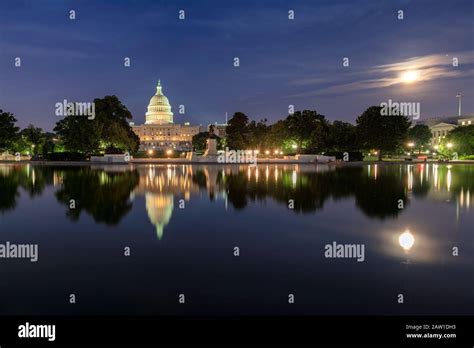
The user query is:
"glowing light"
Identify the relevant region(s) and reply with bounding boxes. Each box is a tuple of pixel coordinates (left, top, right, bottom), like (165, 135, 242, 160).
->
(399, 230, 415, 251)
(447, 167, 452, 191)
(148, 149, 154, 155)
(400, 70, 419, 84)
(407, 142, 415, 148)
(447, 143, 453, 149)
(166, 149, 173, 155)
(274, 150, 279, 155)
(433, 145, 439, 150)
(265, 150, 270, 155)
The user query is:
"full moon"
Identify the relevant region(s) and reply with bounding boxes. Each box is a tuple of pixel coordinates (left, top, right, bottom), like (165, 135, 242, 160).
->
(400, 70, 419, 83)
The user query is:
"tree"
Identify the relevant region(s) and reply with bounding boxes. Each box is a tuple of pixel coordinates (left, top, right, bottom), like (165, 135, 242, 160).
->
(53, 96, 140, 154)
(266, 120, 290, 151)
(328, 121, 357, 151)
(93, 96, 139, 152)
(226, 112, 249, 150)
(445, 125, 474, 156)
(54, 116, 102, 155)
(0, 110, 20, 152)
(286, 110, 329, 153)
(20, 125, 44, 155)
(41, 132, 57, 154)
(408, 124, 432, 153)
(247, 119, 269, 150)
(356, 106, 410, 160)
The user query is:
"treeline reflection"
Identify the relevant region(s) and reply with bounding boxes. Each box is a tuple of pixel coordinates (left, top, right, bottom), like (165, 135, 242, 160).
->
(0, 164, 472, 231)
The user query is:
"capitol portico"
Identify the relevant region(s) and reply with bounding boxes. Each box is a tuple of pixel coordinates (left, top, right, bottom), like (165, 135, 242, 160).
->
(131, 80, 201, 151)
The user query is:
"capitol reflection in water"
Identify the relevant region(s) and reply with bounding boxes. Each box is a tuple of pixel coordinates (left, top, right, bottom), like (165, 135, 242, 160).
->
(0, 162, 473, 315)
(1, 163, 473, 245)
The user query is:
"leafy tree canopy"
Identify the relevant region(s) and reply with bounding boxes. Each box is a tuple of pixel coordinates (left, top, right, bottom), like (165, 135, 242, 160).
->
(54, 96, 139, 154)
(408, 124, 432, 152)
(0, 110, 20, 152)
(446, 125, 474, 156)
(356, 106, 411, 159)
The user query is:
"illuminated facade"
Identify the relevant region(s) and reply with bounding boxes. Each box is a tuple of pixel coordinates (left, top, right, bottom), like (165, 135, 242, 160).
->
(131, 80, 201, 151)
(417, 115, 474, 146)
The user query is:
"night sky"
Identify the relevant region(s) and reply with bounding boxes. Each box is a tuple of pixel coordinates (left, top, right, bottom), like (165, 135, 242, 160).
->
(0, 0, 473, 131)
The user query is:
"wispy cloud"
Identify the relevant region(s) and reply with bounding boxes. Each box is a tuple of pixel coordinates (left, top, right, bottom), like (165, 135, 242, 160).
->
(288, 51, 474, 98)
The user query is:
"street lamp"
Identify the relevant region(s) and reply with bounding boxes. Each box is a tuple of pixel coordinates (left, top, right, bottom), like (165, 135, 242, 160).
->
(166, 149, 173, 157)
(148, 149, 154, 158)
(407, 142, 415, 148)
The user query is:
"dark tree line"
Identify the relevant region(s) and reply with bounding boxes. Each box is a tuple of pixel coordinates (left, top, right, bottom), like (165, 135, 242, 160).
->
(0, 96, 140, 157)
(218, 106, 417, 158)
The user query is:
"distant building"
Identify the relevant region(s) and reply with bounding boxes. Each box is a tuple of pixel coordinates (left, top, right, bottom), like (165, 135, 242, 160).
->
(416, 115, 474, 145)
(131, 80, 200, 151)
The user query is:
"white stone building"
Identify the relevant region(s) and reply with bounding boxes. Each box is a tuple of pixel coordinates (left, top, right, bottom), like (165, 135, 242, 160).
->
(416, 115, 474, 146)
(131, 80, 201, 151)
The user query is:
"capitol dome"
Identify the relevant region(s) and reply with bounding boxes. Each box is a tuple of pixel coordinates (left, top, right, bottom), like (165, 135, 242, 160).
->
(145, 80, 174, 124)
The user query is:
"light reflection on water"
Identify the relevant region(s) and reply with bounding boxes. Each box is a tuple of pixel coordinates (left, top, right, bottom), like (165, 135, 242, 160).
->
(0, 163, 473, 315)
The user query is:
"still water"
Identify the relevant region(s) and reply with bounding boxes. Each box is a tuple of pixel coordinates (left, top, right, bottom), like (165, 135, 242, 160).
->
(0, 163, 473, 315)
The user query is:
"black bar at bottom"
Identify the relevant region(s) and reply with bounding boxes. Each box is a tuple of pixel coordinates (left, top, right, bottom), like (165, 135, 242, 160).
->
(0, 316, 472, 345)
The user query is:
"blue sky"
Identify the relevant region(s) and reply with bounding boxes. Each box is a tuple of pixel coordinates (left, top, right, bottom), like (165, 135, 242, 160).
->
(0, 0, 473, 131)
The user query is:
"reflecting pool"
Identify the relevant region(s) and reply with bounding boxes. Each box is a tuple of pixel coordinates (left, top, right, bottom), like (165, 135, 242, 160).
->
(0, 163, 473, 315)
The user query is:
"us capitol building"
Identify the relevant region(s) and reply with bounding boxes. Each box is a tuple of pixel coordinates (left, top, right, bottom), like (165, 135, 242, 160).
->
(131, 80, 202, 151)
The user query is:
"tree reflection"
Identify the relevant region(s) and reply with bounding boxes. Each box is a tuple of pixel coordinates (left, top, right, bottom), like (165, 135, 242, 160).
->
(219, 165, 408, 219)
(0, 163, 472, 226)
(55, 168, 139, 225)
(0, 168, 19, 212)
(0, 165, 53, 212)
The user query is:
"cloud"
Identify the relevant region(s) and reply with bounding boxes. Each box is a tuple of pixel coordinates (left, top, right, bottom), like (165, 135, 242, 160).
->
(288, 51, 474, 98)
(374, 51, 474, 73)
(289, 77, 327, 86)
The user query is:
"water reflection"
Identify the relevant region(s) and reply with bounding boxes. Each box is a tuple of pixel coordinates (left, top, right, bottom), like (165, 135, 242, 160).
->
(1, 163, 473, 239)
(399, 230, 415, 251)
